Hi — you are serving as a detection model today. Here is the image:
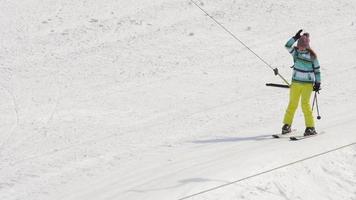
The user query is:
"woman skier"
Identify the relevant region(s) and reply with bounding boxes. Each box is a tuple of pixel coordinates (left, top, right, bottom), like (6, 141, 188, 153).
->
(281, 29, 321, 136)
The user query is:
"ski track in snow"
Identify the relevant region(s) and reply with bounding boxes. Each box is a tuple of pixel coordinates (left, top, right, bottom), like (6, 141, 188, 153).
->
(1, 0, 356, 199)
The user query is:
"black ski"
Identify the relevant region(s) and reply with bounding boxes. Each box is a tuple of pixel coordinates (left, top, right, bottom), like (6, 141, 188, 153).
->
(290, 131, 324, 141)
(272, 129, 297, 138)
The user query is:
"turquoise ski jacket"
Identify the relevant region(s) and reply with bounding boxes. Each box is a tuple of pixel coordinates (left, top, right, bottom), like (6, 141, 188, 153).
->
(285, 37, 321, 83)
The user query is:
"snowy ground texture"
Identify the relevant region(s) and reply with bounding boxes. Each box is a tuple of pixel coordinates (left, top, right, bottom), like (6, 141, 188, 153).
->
(1, 0, 356, 199)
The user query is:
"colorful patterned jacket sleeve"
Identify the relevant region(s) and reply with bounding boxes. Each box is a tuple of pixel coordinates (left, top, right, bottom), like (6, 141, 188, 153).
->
(285, 37, 297, 55)
(313, 58, 321, 83)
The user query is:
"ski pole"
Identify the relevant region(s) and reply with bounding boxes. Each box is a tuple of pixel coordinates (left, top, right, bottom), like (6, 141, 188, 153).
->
(312, 91, 321, 120)
(315, 92, 321, 120)
(312, 92, 316, 110)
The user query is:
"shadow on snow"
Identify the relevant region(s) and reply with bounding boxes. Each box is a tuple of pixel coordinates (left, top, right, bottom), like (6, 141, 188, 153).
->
(191, 134, 273, 144)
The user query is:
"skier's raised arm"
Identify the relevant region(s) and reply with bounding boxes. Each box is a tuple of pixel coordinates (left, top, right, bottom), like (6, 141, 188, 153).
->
(285, 29, 303, 55)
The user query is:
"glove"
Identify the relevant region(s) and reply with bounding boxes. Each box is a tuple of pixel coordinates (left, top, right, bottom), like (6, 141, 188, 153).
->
(313, 82, 321, 92)
(293, 29, 303, 40)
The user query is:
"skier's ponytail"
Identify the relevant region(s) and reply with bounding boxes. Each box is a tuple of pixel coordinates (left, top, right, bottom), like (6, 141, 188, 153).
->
(307, 48, 317, 59)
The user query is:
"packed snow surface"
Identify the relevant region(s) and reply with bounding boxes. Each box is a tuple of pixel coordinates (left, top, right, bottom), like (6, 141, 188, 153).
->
(1, 0, 356, 199)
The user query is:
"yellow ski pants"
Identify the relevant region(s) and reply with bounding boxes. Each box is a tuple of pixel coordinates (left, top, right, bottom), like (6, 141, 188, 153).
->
(283, 82, 314, 127)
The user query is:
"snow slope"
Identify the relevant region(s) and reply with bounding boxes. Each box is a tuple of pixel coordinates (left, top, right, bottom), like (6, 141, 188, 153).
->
(1, 0, 356, 199)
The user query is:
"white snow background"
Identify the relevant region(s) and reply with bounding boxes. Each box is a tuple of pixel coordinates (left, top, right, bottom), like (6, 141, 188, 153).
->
(1, 0, 356, 199)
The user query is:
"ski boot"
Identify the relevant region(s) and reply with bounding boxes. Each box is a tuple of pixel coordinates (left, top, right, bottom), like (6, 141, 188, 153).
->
(281, 124, 291, 135)
(304, 127, 317, 136)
